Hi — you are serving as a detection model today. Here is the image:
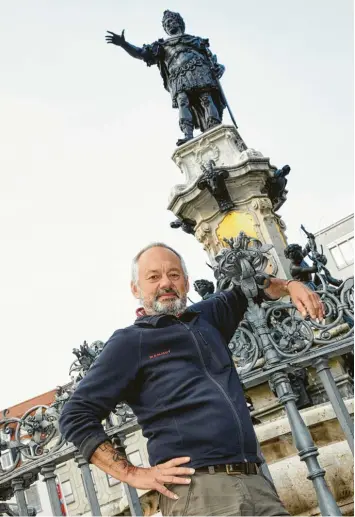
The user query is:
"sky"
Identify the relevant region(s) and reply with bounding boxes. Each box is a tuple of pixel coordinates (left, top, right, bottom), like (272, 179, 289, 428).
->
(0, 0, 353, 410)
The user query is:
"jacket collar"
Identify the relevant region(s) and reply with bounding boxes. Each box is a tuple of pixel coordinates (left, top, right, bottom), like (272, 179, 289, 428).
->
(134, 308, 200, 327)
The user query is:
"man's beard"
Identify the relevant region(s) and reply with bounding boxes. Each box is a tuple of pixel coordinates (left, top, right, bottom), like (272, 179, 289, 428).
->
(140, 288, 187, 316)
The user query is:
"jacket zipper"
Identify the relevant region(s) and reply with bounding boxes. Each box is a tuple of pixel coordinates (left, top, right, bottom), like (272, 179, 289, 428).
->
(197, 329, 229, 370)
(179, 321, 246, 461)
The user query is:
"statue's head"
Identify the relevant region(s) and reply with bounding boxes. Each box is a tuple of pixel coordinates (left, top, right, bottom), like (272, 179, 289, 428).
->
(194, 279, 215, 297)
(170, 219, 182, 229)
(162, 10, 185, 36)
(200, 159, 215, 174)
(282, 165, 291, 176)
(284, 243, 303, 262)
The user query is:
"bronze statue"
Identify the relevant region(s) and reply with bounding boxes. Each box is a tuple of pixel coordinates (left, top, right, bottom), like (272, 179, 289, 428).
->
(284, 243, 318, 290)
(170, 216, 196, 235)
(300, 225, 342, 289)
(285, 225, 342, 291)
(106, 10, 226, 145)
(264, 165, 290, 212)
(197, 159, 234, 212)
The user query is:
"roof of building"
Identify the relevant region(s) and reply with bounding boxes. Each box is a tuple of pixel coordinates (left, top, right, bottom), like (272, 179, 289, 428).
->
(0, 389, 57, 420)
(314, 213, 354, 237)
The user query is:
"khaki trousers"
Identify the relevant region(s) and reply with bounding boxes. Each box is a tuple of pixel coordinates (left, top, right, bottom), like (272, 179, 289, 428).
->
(159, 471, 290, 516)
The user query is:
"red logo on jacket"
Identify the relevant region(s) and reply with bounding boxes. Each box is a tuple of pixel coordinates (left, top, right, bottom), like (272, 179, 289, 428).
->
(149, 350, 171, 359)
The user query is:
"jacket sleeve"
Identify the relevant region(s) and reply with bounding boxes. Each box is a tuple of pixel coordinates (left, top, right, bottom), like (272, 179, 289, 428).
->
(191, 287, 248, 343)
(59, 328, 140, 462)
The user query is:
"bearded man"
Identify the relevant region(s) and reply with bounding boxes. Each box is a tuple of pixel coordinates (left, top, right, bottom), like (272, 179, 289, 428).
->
(60, 243, 324, 516)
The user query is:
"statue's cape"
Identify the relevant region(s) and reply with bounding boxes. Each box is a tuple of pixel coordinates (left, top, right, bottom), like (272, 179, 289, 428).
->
(142, 35, 226, 130)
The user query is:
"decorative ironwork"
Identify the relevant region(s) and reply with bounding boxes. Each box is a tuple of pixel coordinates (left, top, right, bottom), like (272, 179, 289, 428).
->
(193, 279, 215, 300)
(214, 231, 348, 515)
(197, 160, 234, 212)
(228, 323, 261, 374)
(70, 340, 105, 385)
(269, 369, 312, 410)
(111, 403, 135, 428)
(215, 232, 353, 373)
(0, 341, 134, 483)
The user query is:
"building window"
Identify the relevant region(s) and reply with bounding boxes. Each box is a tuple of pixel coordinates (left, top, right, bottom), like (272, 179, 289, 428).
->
(21, 443, 37, 463)
(0, 450, 13, 469)
(0, 430, 10, 442)
(61, 480, 75, 505)
(329, 235, 354, 270)
(106, 474, 121, 487)
(0, 431, 13, 470)
(25, 485, 42, 513)
(127, 450, 143, 467)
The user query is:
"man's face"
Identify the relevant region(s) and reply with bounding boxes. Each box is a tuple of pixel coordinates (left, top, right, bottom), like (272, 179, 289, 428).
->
(164, 17, 184, 36)
(131, 246, 189, 316)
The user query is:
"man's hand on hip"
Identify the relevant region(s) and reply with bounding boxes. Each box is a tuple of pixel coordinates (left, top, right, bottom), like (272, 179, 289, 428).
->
(124, 457, 194, 500)
(91, 441, 193, 501)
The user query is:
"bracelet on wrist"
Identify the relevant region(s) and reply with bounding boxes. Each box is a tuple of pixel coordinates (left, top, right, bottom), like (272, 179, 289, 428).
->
(285, 279, 298, 293)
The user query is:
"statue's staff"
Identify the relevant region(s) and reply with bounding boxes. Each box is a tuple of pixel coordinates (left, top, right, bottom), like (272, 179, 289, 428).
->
(300, 224, 320, 255)
(301, 224, 325, 272)
(208, 56, 239, 129)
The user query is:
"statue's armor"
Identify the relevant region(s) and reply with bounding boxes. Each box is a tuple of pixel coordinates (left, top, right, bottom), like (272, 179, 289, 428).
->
(163, 37, 218, 103)
(143, 35, 219, 106)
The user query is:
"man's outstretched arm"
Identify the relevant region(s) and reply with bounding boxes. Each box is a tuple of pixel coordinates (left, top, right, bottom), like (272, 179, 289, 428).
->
(190, 277, 324, 343)
(265, 277, 324, 320)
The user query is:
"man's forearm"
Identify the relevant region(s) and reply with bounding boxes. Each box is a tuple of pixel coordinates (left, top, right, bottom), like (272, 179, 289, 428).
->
(90, 441, 137, 483)
(264, 277, 293, 299)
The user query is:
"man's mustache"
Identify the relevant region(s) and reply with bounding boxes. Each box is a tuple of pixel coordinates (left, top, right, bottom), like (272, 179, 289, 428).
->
(155, 289, 180, 299)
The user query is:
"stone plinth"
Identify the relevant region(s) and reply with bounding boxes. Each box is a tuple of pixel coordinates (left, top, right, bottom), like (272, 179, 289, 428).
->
(268, 440, 353, 516)
(168, 124, 289, 276)
(171, 124, 248, 183)
(255, 399, 354, 516)
(246, 355, 354, 424)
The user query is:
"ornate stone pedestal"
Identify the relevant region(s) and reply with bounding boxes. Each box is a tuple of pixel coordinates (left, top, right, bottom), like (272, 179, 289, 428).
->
(168, 124, 289, 277)
(166, 123, 354, 516)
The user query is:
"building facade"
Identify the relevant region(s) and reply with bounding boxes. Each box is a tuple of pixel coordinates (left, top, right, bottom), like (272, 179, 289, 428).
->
(315, 214, 354, 280)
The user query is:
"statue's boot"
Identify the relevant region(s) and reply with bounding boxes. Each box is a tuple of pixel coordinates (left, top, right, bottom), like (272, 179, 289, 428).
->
(177, 119, 194, 146)
(207, 116, 221, 129)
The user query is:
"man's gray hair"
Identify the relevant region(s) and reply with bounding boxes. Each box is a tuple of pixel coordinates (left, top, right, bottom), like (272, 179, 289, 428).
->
(131, 242, 188, 285)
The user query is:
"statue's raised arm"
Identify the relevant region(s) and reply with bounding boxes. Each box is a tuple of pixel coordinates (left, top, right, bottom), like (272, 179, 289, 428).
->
(105, 30, 146, 60)
(105, 10, 228, 146)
